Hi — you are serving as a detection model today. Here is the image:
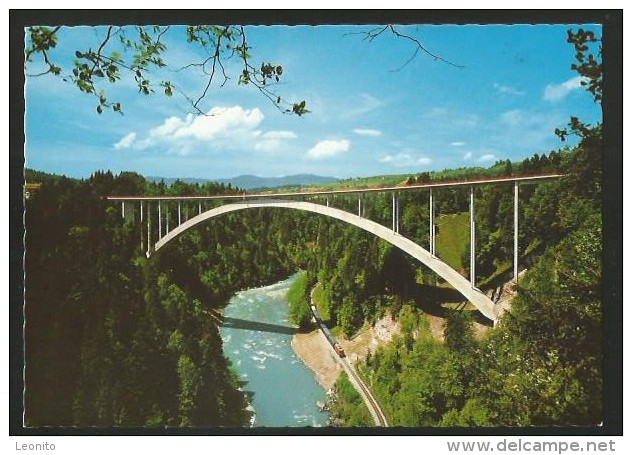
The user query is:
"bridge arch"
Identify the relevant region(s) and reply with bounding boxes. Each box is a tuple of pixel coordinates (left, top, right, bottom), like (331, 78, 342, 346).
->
(154, 199, 498, 322)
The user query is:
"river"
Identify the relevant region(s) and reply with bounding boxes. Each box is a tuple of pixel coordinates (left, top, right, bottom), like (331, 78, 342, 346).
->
(220, 274, 330, 427)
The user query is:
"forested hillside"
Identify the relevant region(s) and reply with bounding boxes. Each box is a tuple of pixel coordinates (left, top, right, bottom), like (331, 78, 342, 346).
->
(24, 172, 319, 426)
(24, 125, 601, 427)
(326, 123, 603, 427)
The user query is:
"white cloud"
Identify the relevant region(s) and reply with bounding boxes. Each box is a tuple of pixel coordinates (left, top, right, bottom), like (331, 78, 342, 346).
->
(260, 130, 297, 140)
(254, 130, 297, 152)
(112, 105, 291, 156)
(379, 152, 431, 167)
(306, 139, 350, 159)
(172, 106, 264, 141)
(423, 107, 479, 129)
(461, 149, 497, 163)
(494, 108, 567, 152)
(500, 109, 523, 127)
(450, 141, 465, 147)
(151, 116, 188, 139)
(543, 76, 585, 102)
(134, 106, 264, 151)
(113, 132, 137, 149)
(493, 82, 525, 96)
(353, 128, 382, 137)
(342, 93, 383, 118)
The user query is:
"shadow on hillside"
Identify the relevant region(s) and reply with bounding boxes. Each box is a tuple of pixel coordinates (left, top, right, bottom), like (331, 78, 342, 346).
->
(221, 316, 297, 335)
(408, 283, 494, 327)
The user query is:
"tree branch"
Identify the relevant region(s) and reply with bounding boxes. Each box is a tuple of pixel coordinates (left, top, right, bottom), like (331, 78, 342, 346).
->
(351, 24, 464, 71)
(193, 26, 230, 109)
(89, 25, 114, 77)
(387, 25, 464, 69)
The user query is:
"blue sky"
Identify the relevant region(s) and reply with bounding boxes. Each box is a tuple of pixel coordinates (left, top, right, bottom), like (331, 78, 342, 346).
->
(24, 24, 602, 180)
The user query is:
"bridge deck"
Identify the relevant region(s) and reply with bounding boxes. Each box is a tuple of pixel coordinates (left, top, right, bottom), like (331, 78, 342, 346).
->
(106, 173, 564, 202)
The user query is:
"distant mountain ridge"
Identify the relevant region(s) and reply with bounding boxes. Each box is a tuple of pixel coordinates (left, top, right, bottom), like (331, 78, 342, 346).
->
(146, 173, 338, 190)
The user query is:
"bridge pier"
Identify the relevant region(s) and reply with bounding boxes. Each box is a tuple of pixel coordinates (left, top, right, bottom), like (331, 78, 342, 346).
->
(429, 188, 435, 256)
(397, 195, 400, 234)
(139, 201, 144, 252)
(392, 194, 396, 233)
(514, 181, 519, 282)
(358, 197, 362, 217)
(121, 201, 125, 219)
(166, 204, 170, 234)
(158, 201, 162, 239)
(146, 201, 152, 257)
(199, 202, 202, 216)
(392, 193, 400, 234)
(178, 201, 182, 226)
(470, 186, 476, 288)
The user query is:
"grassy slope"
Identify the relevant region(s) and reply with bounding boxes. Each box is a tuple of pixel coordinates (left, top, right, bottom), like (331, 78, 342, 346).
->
(435, 212, 469, 275)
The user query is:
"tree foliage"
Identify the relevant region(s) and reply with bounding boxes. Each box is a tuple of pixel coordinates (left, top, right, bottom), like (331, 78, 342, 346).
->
(287, 272, 311, 329)
(23, 171, 312, 426)
(25, 25, 309, 116)
(555, 27, 602, 142)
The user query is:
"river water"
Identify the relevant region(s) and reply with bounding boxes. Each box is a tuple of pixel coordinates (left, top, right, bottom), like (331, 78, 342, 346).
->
(220, 274, 329, 427)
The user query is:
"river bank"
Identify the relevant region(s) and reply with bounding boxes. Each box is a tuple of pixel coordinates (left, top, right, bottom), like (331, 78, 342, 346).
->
(291, 314, 400, 390)
(220, 275, 329, 427)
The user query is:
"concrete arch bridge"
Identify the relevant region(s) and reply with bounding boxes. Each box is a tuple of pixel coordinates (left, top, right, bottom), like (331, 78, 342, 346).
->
(108, 174, 563, 323)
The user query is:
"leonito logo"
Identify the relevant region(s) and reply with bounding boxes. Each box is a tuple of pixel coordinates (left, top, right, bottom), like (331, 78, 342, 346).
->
(15, 442, 55, 451)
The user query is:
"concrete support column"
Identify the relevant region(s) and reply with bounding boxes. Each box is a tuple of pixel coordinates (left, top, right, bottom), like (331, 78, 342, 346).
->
(146, 201, 152, 257)
(178, 201, 182, 226)
(396, 196, 400, 234)
(470, 186, 476, 288)
(121, 201, 125, 219)
(514, 181, 519, 282)
(392, 194, 396, 232)
(429, 189, 435, 256)
(199, 202, 202, 215)
(326, 197, 329, 207)
(358, 197, 362, 217)
(166, 203, 170, 234)
(158, 201, 162, 239)
(139, 201, 144, 252)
